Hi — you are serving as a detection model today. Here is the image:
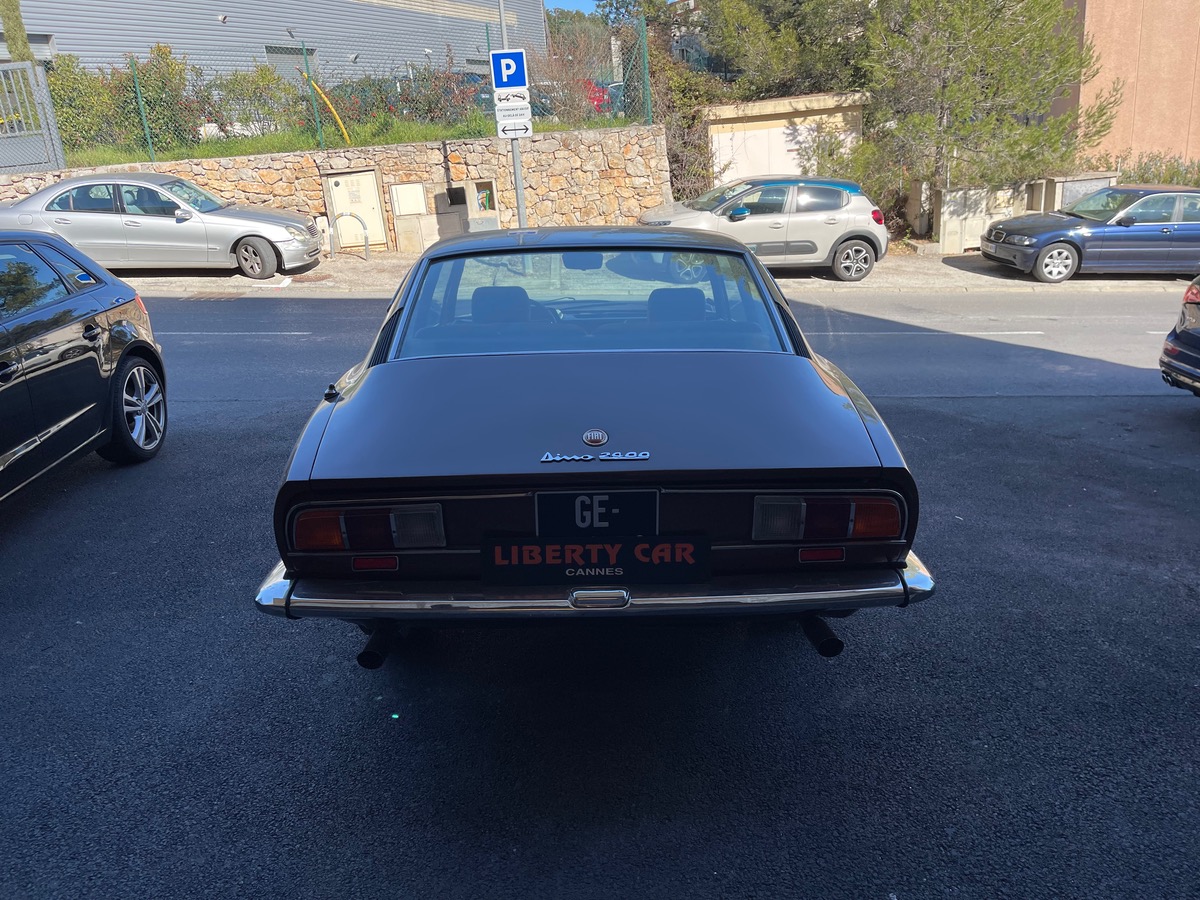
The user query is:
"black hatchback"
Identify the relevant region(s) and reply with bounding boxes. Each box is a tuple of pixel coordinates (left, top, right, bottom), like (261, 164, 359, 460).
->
(0, 230, 167, 502)
(1161, 276, 1200, 398)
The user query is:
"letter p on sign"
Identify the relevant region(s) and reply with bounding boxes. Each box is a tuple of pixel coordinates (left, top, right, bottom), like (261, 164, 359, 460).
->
(490, 49, 528, 90)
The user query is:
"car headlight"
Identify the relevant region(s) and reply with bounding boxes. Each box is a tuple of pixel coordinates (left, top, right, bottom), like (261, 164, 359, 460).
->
(284, 225, 308, 241)
(1004, 234, 1037, 246)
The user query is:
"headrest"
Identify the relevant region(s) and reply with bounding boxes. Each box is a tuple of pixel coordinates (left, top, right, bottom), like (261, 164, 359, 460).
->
(648, 287, 707, 322)
(472, 286, 531, 324)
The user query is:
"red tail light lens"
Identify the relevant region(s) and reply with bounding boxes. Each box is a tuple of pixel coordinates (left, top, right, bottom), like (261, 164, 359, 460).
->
(871, 208, 884, 226)
(852, 498, 903, 538)
(1183, 283, 1200, 305)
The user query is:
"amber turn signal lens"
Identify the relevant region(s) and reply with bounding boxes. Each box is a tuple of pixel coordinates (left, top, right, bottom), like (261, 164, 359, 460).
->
(293, 509, 346, 551)
(851, 498, 902, 538)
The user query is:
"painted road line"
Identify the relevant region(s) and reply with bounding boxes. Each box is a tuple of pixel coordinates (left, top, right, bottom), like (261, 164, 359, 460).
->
(157, 331, 314, 336)
(808, 331, 1046, 336)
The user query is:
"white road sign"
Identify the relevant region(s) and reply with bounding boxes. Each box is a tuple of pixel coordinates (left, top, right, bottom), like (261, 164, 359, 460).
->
(494, 88, 530, 108)
(496, 119, 533, 138)
(495, 103, 532, 122)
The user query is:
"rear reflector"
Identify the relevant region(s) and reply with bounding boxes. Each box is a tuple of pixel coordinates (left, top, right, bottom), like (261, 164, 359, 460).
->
(352, 556, 399, 571)
(799, 547, 845, 562)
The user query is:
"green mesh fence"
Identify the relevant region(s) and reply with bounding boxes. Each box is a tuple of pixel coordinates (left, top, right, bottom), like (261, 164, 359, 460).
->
(42, 28, 652, 168)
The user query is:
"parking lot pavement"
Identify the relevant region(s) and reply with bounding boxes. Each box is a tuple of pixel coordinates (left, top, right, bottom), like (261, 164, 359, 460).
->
(118, 243, 1196, 299)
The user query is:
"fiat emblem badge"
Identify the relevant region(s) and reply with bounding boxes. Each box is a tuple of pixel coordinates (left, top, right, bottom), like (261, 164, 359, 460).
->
(582, 429, 608, 447)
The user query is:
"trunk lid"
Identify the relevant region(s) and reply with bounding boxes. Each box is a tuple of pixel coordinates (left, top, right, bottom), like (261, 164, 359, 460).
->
(308, 352, 882, 481)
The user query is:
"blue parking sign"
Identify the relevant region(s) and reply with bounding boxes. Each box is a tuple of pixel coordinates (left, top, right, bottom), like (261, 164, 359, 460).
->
(490, 49, 528, 90)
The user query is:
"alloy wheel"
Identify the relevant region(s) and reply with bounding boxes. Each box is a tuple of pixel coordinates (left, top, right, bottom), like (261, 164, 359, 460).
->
(122, 365, 165, 451)
(838, 245, 872, 279)
(237, 244, 263, 276)
(1040, 248, 1075, 281)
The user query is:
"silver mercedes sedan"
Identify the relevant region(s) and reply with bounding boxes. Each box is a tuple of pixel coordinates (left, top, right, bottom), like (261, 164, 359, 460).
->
(0, 173, 321, 279)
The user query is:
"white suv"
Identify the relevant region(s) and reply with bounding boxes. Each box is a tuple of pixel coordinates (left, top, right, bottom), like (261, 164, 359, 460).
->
(640, 176, 889, 282)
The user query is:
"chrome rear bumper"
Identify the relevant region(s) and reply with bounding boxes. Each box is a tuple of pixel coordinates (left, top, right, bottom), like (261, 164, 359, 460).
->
(255, 552, 935, 621)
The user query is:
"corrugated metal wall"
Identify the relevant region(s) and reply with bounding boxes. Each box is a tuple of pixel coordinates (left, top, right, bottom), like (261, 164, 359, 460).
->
(17, 0, 547, 76)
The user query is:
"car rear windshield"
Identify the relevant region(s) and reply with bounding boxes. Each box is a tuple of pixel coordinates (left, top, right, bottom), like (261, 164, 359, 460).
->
(393, 248, 787, 359)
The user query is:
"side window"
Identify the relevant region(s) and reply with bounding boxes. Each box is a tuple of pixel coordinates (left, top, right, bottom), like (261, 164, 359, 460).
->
(121, 185, 179, 217)
(1179, 196, 1200, 223)
(32, 243, 95, 287)
(0, 243, 71, 322)
(733, 186, 789, 216)
(1126, 194, 1178, 224)
(794, 187, 846, 213)
(45, 184, 117, 214)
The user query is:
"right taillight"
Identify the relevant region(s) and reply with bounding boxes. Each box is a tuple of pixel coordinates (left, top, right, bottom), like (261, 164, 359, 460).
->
(871, 208, 885, 226)
(1183, 283, 1200, 305)
(752, 495, 902, 541)
(292, 504, 445, 551)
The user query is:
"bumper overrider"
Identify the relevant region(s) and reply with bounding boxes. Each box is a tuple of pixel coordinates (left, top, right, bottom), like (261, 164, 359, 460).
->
(254, 552, 935, 621)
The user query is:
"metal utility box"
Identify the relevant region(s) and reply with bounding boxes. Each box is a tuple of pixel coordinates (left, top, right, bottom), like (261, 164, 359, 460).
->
(323, 169, 389, 253)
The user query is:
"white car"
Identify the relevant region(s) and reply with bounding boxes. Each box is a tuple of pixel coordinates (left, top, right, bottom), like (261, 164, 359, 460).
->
(640, 176, 889, 282)
(0, 173, 321, 279)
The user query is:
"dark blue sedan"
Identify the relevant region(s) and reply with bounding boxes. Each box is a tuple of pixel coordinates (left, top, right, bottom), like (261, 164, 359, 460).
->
(981, 185, 1200, 283)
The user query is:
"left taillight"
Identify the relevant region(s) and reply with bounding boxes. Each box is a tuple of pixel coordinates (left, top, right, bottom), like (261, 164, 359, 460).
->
(292, 504, 445, 551)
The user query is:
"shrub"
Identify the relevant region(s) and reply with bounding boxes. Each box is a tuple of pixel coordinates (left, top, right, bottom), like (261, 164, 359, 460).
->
(210, 64, 307, 135)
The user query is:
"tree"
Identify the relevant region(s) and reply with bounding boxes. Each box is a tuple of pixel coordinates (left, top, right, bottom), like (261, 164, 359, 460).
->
(702, 0, 873, 99)
(0, 0, 34, 63)
(864, 0, 1121, 192)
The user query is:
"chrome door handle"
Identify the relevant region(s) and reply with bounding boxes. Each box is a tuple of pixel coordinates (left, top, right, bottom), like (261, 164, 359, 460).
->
(82, 325, 102, 341)
(124, 220, 142, 227)
(53, 217, 70, 224)
(1161, 227, 1173, 234)
(0, 360, 19, 383)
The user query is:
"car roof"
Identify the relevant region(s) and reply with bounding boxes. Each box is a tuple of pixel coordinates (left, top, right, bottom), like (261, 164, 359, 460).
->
(420, 225, 757, 259)
(1108, 184, 1200, 193)
(738, 175, 863, 193)
(28, 172, 180, 194)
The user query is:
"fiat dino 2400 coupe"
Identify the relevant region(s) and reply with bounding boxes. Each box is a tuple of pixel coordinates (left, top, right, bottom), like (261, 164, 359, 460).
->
(255, 227, 934, 668)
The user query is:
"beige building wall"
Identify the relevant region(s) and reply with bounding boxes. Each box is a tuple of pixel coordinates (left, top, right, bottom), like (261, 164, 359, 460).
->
(702, 93, 868, 185)
(1078, 0, 1200, 160)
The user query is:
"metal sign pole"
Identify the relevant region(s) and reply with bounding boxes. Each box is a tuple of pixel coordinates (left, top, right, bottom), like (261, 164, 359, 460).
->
(498, 0, 527, 227)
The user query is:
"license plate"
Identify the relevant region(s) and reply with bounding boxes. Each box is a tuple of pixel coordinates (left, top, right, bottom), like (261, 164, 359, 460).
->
(482, 536, 710, 585)
(536, 490, 658, 538)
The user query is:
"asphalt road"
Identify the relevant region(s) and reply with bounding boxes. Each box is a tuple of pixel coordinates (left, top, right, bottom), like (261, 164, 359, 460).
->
(2, 287, 1197, 899)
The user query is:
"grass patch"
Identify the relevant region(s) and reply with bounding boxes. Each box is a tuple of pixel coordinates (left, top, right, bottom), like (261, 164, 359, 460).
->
(63, 112, 633, 168)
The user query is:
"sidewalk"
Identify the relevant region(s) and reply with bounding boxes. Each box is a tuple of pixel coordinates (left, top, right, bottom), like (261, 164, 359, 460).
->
(123, 243, 1195, 299)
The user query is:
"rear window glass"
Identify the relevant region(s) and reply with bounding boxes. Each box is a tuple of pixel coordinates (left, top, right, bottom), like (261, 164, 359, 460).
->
(393, 248, 786, 359)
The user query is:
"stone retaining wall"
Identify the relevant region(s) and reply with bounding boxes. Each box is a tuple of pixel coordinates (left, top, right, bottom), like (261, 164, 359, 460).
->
(0, 125, 672, 250)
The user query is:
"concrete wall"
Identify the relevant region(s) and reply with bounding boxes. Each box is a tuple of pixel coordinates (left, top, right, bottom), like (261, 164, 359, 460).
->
(702, 93, 868, 184)
(0, 125, 673, 251)
(1076, 0, 1200, 161)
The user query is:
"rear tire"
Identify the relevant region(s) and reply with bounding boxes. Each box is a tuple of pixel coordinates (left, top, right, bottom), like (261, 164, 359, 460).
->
(235, 236, 278, 279)
(1033, 242, 1078, 283)
(97, 355, 167, 464)
(831, 240, 875, 282)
